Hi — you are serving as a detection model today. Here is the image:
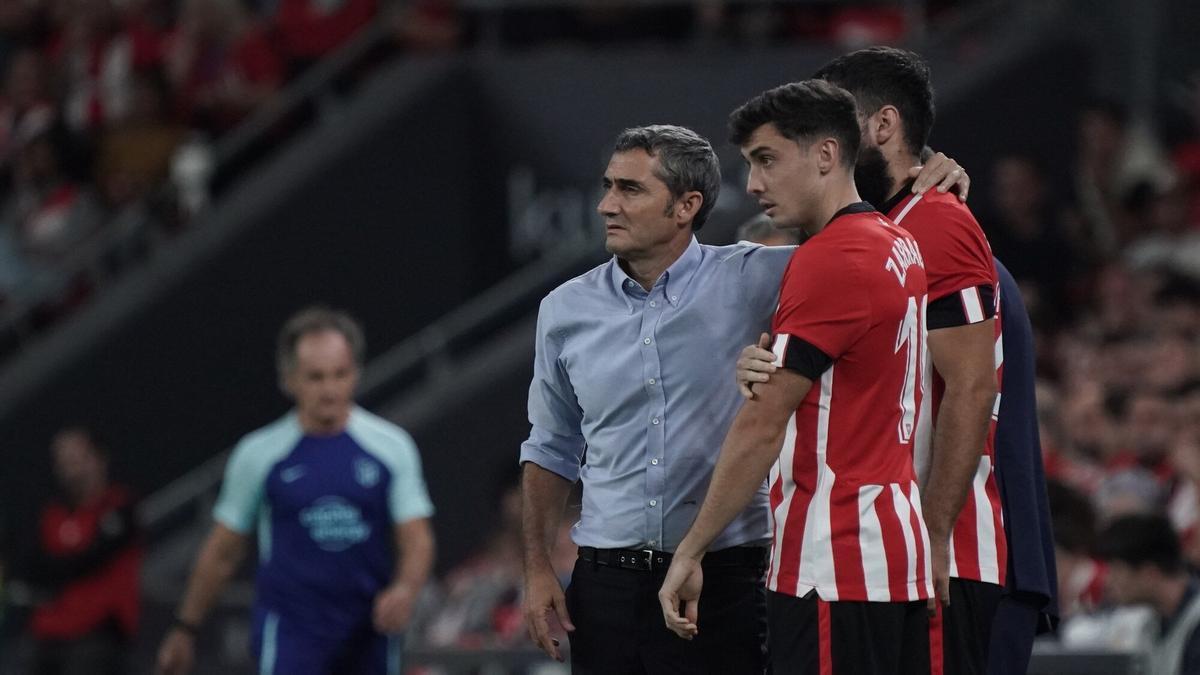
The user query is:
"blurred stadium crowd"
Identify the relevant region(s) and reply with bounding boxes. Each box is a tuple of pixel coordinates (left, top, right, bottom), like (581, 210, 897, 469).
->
(0, 0, 978, 363)
(2, 0, 1200, 673)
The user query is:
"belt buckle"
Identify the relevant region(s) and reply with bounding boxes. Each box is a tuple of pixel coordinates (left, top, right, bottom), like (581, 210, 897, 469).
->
(642, 549, 655, 571)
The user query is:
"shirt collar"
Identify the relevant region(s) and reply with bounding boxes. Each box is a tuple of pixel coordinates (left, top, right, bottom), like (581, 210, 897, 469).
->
(880, 180, 917, 216)
(609, 236, 703, 311)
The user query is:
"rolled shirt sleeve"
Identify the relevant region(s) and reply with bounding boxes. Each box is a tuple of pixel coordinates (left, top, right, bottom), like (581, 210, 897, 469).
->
(520, 296, 586, 481)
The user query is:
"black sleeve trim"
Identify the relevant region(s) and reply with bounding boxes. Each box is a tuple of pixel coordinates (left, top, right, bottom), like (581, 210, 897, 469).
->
(779, 335, 833, 381)
(927, 284, 995, 330)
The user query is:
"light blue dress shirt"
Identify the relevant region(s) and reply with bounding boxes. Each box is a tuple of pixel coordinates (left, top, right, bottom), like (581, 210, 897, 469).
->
(520, 236, 794, 552)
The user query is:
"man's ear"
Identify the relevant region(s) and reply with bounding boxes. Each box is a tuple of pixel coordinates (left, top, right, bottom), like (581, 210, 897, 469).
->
(816, 138, 839, 174)
(872, 105, 902, 147)
(674, 191, 704, 227)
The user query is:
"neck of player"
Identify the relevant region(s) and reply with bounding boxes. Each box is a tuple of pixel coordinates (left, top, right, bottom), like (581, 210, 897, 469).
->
(885, 148, 922, 205)
(299, 408, 351, 436)
(620, 231, 691, 291)
(806, 180, 864, 238)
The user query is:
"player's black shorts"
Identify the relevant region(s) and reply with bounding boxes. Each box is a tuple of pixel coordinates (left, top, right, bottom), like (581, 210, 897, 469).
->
(767, 589, 931, 674)
(930, 578, 1004, 674)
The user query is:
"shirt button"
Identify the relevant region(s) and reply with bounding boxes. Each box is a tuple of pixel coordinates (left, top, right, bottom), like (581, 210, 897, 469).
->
(650, 500, 658, 507)
(652, 418, 660, 425)
(649, 539, 657, 546)
(648, 378, 656, 385)
(643, 337, 652, 345)
(671, 295, 678, 302)
(649, 300, 657, 307)
(651, 458, 659, 465)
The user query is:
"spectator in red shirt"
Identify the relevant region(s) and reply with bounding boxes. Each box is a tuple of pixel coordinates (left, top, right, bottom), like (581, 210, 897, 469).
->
(274, 0, 376, 73)
(18, 428, 142, 675)
(46, 0, 163, 134)
(165, 0, 284, 134)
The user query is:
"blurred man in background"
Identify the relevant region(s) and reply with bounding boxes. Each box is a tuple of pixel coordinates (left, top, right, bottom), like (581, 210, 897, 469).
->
(156, 307, 435, 675)
(1097, 514, 1200, 675)
(735, 213, 802, 246)
(20, 428, 141, 675)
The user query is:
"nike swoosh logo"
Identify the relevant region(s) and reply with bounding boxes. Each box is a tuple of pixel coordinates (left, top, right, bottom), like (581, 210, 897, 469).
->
(281, 467, 306, 483)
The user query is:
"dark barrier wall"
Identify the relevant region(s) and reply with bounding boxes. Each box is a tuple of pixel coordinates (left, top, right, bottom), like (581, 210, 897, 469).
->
(1, 42, 1091, 573)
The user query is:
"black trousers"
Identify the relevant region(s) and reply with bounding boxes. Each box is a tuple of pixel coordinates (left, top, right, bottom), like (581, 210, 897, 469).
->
(565, 549, 768, 675)
(931, 578, 1004, 675)
(767, 590, 930, 675)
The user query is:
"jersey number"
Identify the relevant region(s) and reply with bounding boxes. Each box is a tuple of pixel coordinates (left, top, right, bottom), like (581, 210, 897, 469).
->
(893, 295, 926, 444)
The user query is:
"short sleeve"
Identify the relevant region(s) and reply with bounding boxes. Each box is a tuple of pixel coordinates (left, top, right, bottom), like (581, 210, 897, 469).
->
(772, 252, 871, 360)
(738, 243, 795, 319)
(347, 412, 435, 523)
(914, 200, 995, 304)
(212, 439, 269, 534)
(382, 429, 435, 523)
(519, 296, 586, 481)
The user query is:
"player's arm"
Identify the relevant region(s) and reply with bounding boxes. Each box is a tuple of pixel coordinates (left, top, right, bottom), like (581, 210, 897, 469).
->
(923, 316, 998, 603)
(173, 523, 249, 627)
(660, 366, 812, 638)
(157, 523, 249, 674)
(373, 517, 435, 634)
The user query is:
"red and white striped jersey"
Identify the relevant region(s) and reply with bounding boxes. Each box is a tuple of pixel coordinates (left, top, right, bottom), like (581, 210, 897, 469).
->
(766, 202, 934, 603)
(884, 187, 1008, 587)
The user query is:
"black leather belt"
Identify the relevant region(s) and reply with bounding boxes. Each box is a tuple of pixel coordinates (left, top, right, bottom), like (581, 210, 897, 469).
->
(578, 545, 767, 572)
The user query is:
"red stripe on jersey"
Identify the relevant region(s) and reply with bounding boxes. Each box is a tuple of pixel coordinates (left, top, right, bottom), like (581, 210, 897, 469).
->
(830, 482, 867, 600)
(929, 602, 945, 675)
(873, 486, 911, 600)
(818, 599, 833, 675)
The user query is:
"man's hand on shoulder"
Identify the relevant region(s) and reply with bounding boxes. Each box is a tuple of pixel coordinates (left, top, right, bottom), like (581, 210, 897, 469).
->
(909, 151, 969, 202)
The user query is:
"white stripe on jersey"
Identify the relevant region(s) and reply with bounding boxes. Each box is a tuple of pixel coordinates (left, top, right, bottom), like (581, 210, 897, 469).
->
(858, 484, 891, 601)
(893, 193, 924, 224)
(993, 333, 1005, 422)
(891, 483, 920, 601)
(768, 414, 798, 590)
(974, 456, 1001, 584)
(771, 333, 789, 367)
(796, 367, 838, 600)
(961, 286, 985, 323)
